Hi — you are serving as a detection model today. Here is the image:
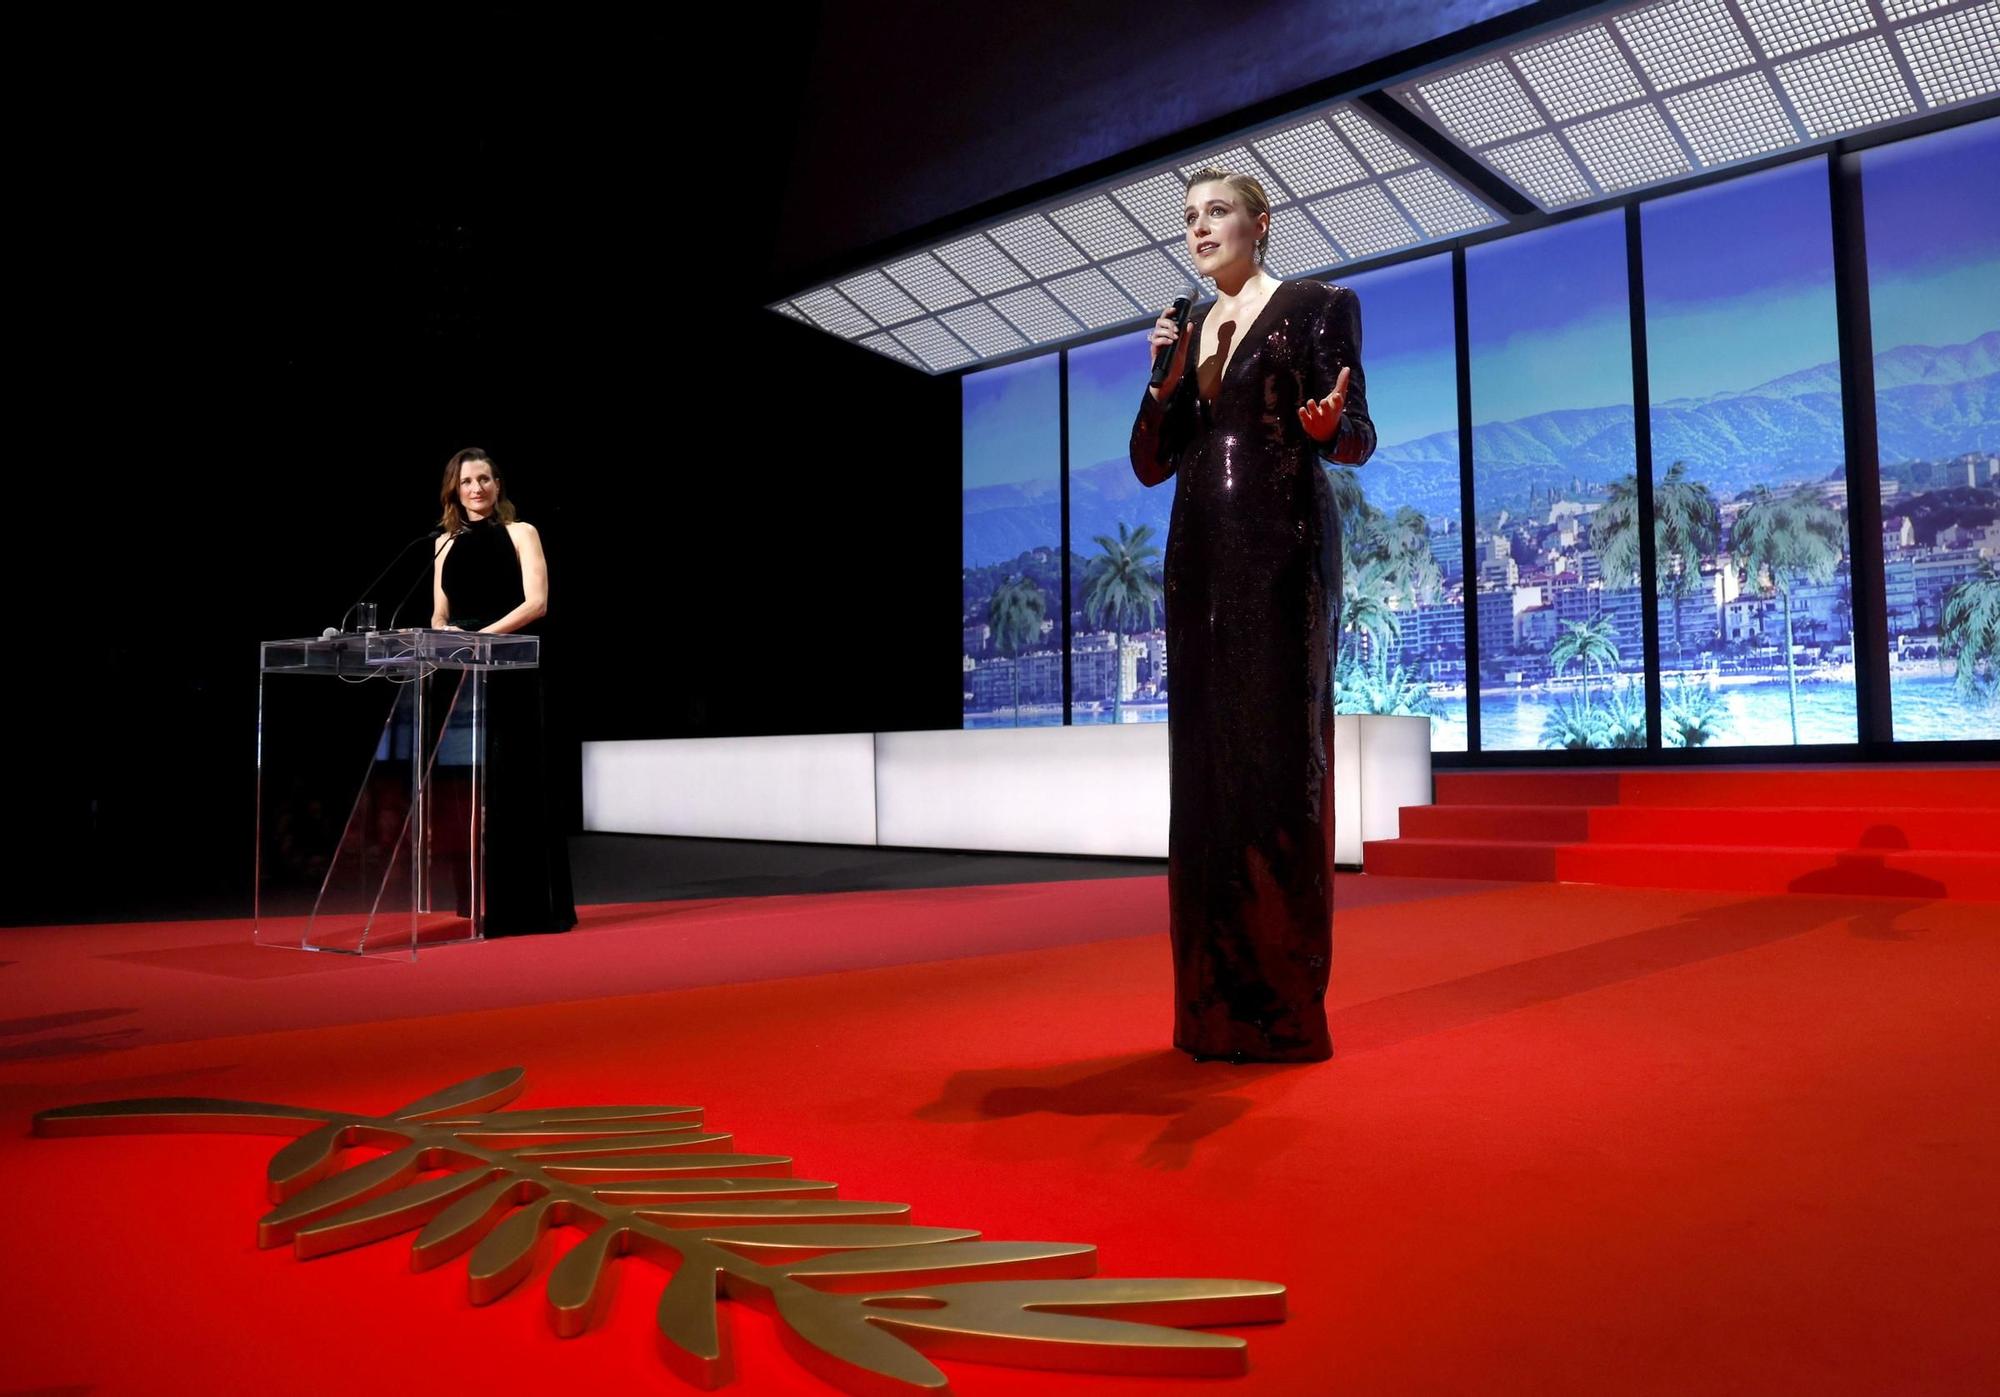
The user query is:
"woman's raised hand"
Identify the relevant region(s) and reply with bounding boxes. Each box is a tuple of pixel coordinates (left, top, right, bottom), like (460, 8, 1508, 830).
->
(1298, 365, 1350, 443)
(1147, 306, 1193, 400)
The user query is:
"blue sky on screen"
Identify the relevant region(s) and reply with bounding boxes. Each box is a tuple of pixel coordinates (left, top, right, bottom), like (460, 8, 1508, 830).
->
(1467, 209, 1633, 423)
(1339, 253, 1458, 445)
(1068, 328, 1150, 473)
(962, 356, 1059, 491)
(1864, 117, 2000, 351)
(1643, 157, 1838, 404)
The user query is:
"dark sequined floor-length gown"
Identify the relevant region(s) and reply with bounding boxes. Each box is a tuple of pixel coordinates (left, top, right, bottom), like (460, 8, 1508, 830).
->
(1129, 279, 1374, 1062)
(439, 516, 577, 938)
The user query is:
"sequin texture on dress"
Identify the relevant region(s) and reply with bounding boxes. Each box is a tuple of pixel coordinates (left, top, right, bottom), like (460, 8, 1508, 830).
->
(1128, 279, 1375, 1062)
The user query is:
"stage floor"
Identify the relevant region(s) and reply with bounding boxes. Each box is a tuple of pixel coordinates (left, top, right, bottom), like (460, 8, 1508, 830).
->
(2, 871, 1994, 1394)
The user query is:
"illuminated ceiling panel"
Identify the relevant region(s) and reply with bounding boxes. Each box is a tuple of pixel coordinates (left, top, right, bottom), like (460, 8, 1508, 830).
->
(1309, 185, 1421, 258)
(1175, 143, 1283, 191)
(1108, 172, 1188, 241)
(882, 252, 975, 312)
(772, 103, 1501, 373)
(991, 285, 1082, 343)
(1254, 119, 1370, 196)
(1263, 205, 1342, 278)
(1736, 0, 1879, 56)
(1485, 131, 1597, 205)
(835, 270, 920, 327)
(890, 319, 978, 372)
(773, 1, 1996, 373)
(860, 332, 921, 369)
(934, 234, 1028, 295)
(1048, 195, 1150, 260)
(1616, 0, 1759, 89)
(772, 102, 1504, 370)
(1897, 2, 2000, 104)
(986, 214, 1088, 279)
(1045, 267, 1143, 329)
(1777, 33, 1920, 134)
(1662, 69, 1801, 161)
(1392, 0, 1998, 211)
(1330, 107, 1422, 172)
(793, 286, 875, 340)
(940, 302, 1026, 358)
(1513, 26, 1649, 120)
(1101, 248, 1186, 312)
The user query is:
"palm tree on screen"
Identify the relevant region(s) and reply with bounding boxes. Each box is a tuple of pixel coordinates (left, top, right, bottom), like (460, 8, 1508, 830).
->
(1540, 692, 1601, 750)
(1337, 650, 1440, 718)
(1326, 465, 1374, 576)
(1663, 672, 1728, 747)
(1083, 522, 1164, 725)
(1732, 484, 1844, 743)
(1938, 563, 2000, 707)
(987, 576, 1047, 725)
(1592, 474, 1642, 587)
(1377, 505, 1442, 607)
(1593, 463, 1719, 658)
(1551, 614, 1621, 715)
(1339, 557, 1403, 660)
(1601, 677, 1647, 748)
(1656, 463, 1720, 658)
(1326, 466, 1367, 534)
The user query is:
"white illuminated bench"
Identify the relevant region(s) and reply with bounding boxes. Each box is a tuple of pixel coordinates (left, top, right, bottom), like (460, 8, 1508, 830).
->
(582, 716, 1432, 866)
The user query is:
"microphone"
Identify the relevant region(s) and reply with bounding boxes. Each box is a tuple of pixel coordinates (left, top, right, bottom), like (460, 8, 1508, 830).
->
(1148, 292, 1194, 388)
(330, 527, 446, 637)
(387, 532, 458, 631)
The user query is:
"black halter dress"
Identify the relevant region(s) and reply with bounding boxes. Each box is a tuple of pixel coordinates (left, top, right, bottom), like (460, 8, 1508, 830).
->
(440, 516, 577, 937)
(1128, 279, 1374, 1061)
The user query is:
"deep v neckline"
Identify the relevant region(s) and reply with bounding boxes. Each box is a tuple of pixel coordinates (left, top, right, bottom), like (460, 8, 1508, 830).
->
(1196, 280, 1291, 404)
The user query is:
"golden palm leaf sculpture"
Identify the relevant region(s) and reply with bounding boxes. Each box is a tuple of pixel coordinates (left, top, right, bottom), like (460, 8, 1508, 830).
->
(35, 1068, 1286, 1393)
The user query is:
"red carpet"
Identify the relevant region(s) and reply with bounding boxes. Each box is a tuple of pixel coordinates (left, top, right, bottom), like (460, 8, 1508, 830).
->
(1367, 764, 2000, 900)
(2, 874, 1996, 1394)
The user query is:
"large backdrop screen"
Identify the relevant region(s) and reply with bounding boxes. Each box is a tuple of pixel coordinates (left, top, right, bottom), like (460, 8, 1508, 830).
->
(959, 118, 1998, 748)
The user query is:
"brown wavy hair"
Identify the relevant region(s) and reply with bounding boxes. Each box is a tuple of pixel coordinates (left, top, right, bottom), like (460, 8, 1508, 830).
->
(438, 447, 518, 534)
(1184, 166, 1271, 266)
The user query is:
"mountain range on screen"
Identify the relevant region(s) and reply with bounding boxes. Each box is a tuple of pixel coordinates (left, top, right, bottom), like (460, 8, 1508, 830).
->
(965, 332, 1998, 565)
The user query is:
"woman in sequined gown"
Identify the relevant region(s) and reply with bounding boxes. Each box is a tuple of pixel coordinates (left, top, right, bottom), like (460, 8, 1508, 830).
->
(1129, 169, 1374, 1062)
(432, 447, 577, 938)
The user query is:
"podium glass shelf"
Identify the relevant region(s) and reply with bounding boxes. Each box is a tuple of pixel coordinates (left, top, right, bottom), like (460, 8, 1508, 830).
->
(255, 628, 540, 958)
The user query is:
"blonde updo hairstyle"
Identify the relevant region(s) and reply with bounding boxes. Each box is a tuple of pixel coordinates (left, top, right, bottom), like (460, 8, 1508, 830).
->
(1184, 166, 1272, 267)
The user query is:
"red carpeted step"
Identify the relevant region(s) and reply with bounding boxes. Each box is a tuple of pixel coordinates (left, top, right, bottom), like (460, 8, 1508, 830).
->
(1585, 805, 2000, 852)
(1433, 772, 1622, 806)
(1398, 804, 1594, 842)
(1615, 767, 2000, 809)
(1392, 765, 1999, 900)
(1431, 765, 2000, 812)
(1363, 837, 1563, 882)
(1555, 843, 2000, 901)
(1368, 836, 2000, 899)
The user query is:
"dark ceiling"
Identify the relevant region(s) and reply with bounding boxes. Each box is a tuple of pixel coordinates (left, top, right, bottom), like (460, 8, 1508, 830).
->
(760, 0, 1556, 297)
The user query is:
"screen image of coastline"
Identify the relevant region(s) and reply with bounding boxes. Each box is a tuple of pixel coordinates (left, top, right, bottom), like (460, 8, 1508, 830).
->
(1864, 118, 2000, 742)
(956, 119, 1996, 749)
(1467, 210, 1649, 751)
(1334, 254, 1465, 750)
(1068, 326, 1172, 727)
(1641, 156, 1857, 748)
(963, 355, 1062, 729)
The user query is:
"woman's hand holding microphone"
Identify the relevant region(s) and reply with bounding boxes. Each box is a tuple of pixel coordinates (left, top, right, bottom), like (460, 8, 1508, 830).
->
(1147, 304, 1194, 403)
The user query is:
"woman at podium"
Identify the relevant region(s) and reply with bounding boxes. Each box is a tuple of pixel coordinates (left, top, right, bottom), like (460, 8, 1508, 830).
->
(431, 447, 577, 937)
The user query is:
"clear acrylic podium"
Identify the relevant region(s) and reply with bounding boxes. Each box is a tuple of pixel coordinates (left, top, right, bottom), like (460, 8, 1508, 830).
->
(256, 628, 541, 957)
